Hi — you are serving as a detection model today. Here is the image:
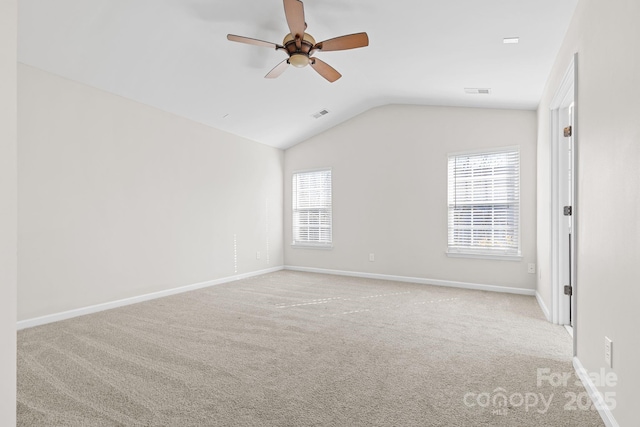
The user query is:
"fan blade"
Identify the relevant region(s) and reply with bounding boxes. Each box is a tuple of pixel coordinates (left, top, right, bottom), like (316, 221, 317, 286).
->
(314, 32, 369, 52)
(283, 0, 306, 38)
(265, 59, 290, 79)
(227, 34, 283, 50)
(310, 58, 341, 82)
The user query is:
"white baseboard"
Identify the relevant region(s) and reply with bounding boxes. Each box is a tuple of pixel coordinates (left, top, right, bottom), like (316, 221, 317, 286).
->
(18, 265, 535, 330)
(535, 291, 552, 321)
(283, 265, 535, 296)
(17, 266, 284, 330)
(564, 324, 574, 338)
(573, 357, 619, 427)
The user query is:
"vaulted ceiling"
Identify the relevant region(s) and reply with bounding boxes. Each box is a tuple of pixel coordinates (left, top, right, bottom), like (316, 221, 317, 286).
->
(18, 0, 578, 149)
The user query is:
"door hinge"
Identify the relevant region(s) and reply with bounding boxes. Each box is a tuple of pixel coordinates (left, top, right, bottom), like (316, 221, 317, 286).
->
(564, 126, 572, 137)
(563, 206, 572, 216)
(564, 285, 573, 296)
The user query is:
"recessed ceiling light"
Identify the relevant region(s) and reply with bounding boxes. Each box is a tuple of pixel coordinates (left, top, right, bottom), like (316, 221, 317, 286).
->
(464, 88, 491, 95)
(503, 37, 519, 44)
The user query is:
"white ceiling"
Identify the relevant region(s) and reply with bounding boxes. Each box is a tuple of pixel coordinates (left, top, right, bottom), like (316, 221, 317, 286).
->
(18, 0, 578, 149)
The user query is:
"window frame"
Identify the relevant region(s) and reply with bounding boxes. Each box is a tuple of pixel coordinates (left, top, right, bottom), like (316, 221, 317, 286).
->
(446, 146, 522, 261)
(291, 167, 333, 249)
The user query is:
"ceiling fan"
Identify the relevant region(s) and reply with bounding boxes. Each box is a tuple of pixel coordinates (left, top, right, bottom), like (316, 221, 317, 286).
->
(227, 0, 369, 82)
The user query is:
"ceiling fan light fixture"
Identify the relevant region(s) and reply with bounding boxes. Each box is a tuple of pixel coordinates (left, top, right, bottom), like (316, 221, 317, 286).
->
(227, 0, 369, 82)
(289, 53, 309, 68)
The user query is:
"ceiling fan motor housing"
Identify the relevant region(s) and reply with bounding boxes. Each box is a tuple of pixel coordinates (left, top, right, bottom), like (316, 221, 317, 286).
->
(283, 33, 316, 67)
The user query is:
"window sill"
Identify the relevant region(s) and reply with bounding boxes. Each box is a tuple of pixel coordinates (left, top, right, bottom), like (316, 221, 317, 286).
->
(446, 251, 522, 261)
(291, 243, 333, 250)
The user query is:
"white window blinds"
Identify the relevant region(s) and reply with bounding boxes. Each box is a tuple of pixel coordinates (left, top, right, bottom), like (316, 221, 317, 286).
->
(292, 169, 332, 247)
(447, 148, 520, 256)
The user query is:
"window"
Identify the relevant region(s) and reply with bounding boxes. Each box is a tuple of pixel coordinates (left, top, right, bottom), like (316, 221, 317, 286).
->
(447, 147, 520, 258)
(292, 168, 332, 248)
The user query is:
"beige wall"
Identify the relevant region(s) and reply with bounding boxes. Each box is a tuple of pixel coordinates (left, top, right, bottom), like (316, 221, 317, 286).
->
(0, 0, 17, 424)
(18, 65, 284, 320)
(285, 105, 537, 291)
(537, 0, 640, 425)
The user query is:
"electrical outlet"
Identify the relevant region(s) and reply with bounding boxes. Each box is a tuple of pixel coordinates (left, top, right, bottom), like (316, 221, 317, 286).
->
(256, 251, 261, 260)
(605, 337, 612, 368)
(528, 263, 536, 274)
(369, 253, 375, 262)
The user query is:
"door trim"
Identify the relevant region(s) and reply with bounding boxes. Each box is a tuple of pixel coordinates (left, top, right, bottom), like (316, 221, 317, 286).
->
(549, 53, 578, 356)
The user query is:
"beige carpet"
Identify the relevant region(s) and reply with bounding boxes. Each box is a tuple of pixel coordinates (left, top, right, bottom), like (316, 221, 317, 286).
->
(18, 270, 604, 426)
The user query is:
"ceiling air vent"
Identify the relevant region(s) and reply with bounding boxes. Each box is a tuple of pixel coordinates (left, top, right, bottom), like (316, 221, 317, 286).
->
(464, 88, 491, 95)
(312, 109, 330, 119)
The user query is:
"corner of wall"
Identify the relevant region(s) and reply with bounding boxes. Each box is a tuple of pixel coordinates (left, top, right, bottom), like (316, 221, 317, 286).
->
(0, 0, 18, 424)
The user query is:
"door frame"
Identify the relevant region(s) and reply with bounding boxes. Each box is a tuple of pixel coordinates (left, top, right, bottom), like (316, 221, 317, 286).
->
(549, 54, 578, 354)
